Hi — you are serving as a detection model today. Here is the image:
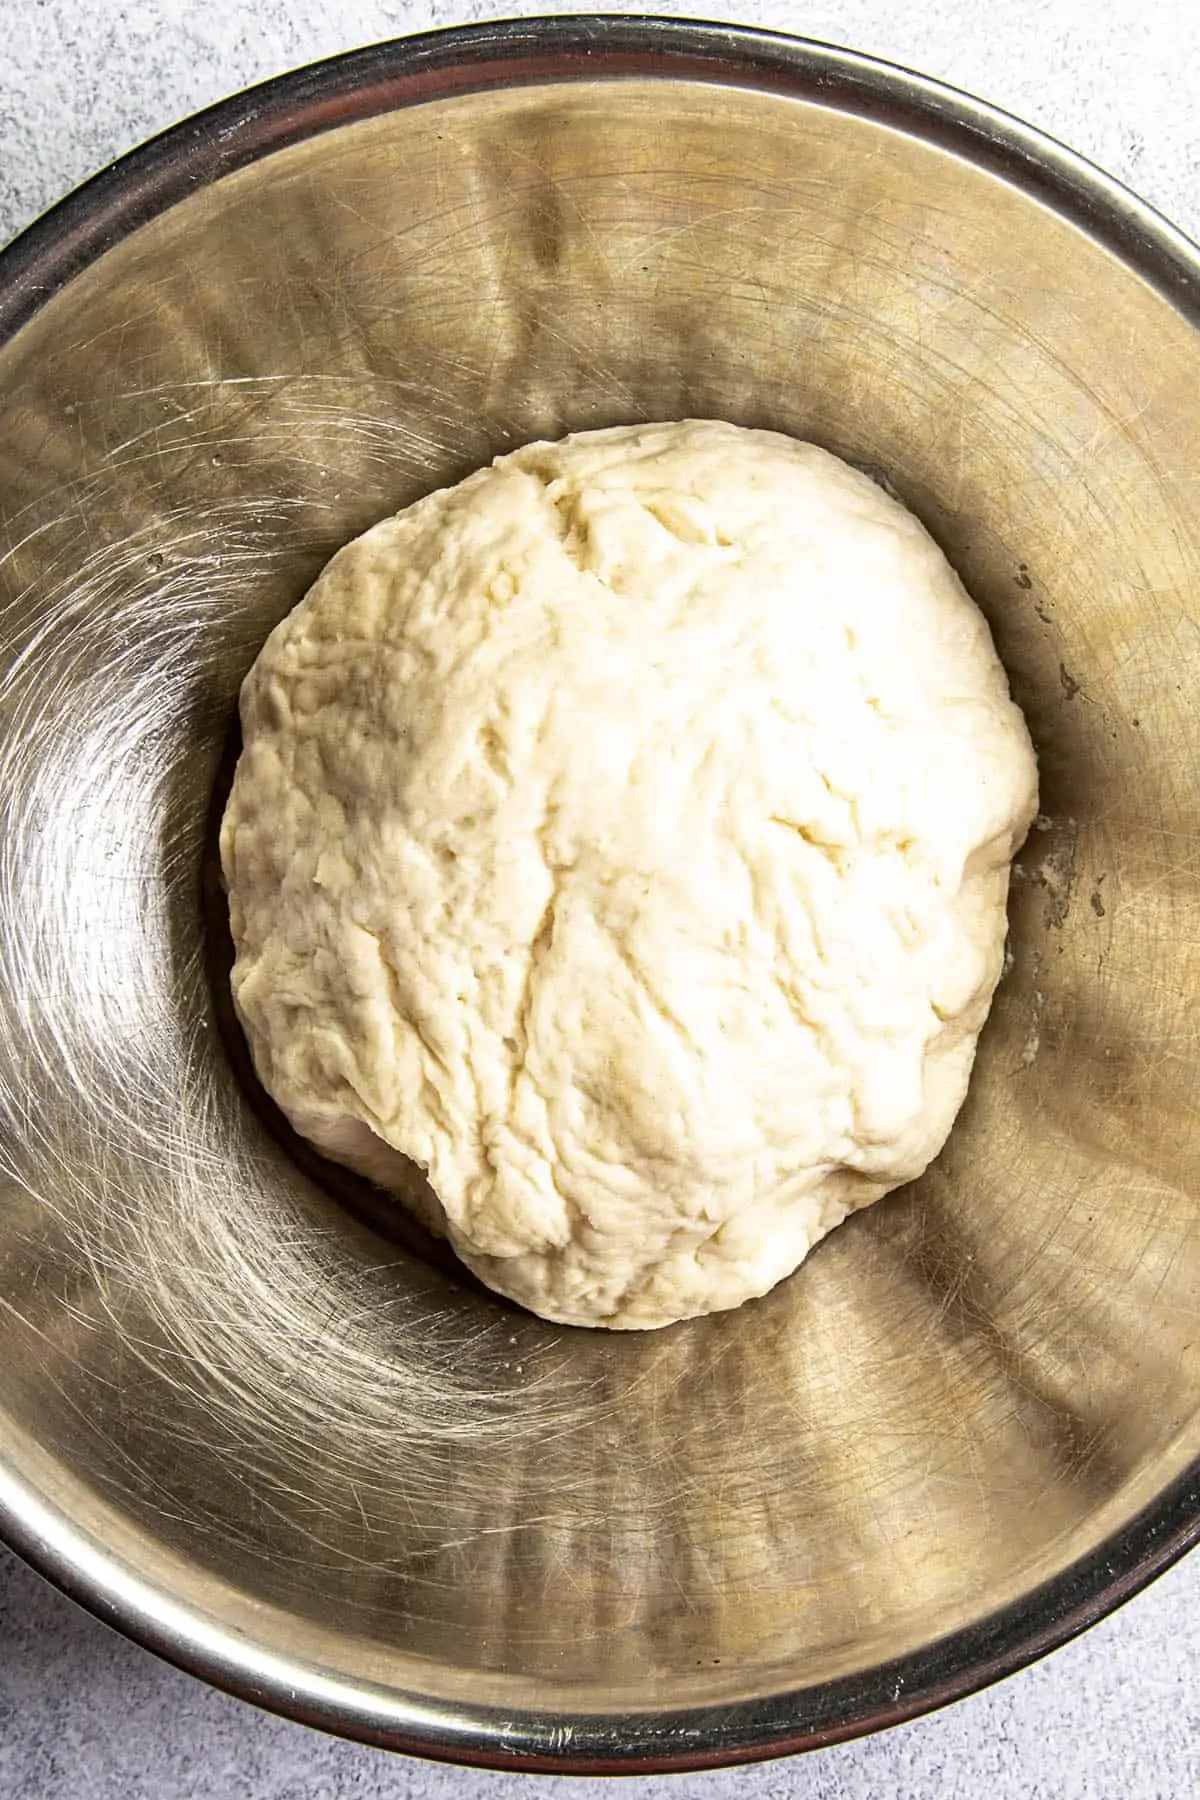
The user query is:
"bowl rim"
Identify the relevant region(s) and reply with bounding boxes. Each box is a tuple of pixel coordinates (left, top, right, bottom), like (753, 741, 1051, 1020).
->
(1, 12, 1198, 1774)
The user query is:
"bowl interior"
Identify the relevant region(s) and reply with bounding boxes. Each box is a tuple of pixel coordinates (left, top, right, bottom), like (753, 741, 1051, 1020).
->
(1, 53, 1199, 1753)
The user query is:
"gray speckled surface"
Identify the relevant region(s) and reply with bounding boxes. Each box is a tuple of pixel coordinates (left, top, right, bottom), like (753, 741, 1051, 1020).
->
(1, 3, 1199, 1795)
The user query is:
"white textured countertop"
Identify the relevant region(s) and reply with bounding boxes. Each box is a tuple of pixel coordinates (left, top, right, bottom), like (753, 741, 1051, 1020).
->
(1, 3, 1198, 1796)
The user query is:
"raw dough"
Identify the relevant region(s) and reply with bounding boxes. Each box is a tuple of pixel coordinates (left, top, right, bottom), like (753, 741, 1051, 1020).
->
(221, 421, 1037, 1329)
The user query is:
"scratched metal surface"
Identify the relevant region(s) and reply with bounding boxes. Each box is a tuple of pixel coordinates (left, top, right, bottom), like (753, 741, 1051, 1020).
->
(0, 23, 1199, 1768)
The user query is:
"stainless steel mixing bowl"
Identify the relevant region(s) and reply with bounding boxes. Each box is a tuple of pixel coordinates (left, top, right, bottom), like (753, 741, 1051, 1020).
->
(1, 16, 1199, 1772)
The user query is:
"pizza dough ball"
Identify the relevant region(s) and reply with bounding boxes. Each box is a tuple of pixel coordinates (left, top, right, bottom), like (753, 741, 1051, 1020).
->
(220, 421, 1037, 1329)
